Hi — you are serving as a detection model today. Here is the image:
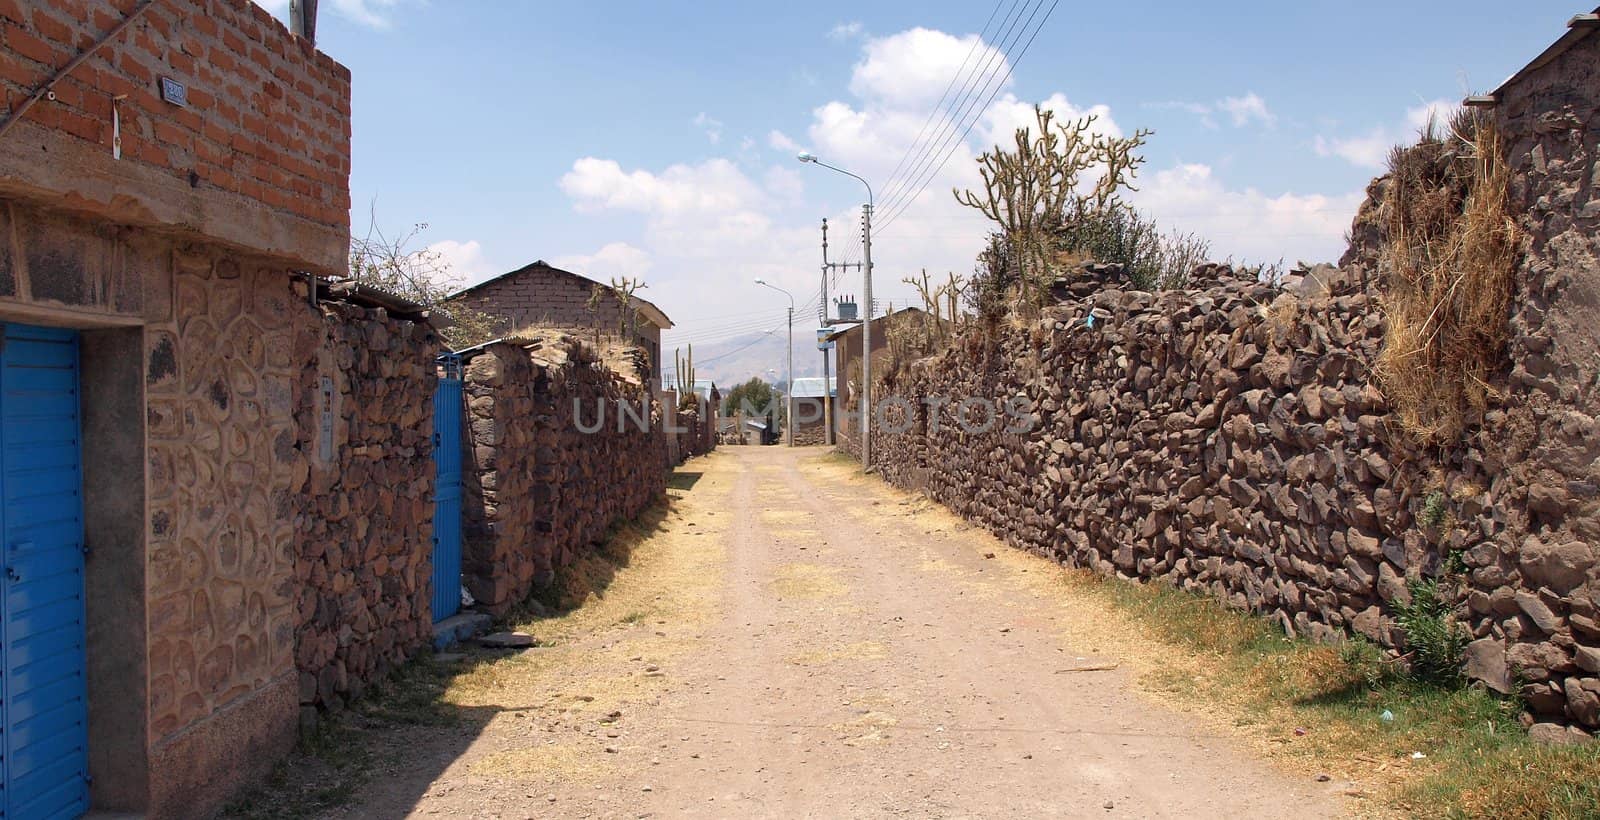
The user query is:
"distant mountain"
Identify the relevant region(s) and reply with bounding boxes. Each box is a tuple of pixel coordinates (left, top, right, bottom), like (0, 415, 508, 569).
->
(664, 329, 830, 390)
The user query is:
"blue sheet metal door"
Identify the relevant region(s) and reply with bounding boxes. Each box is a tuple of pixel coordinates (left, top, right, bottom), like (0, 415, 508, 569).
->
(431, 355, 464, 622)
(0, 323, 89, 818)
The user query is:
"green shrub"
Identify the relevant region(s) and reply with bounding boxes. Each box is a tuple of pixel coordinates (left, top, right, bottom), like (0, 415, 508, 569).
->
(1394, 579, 1467, 686)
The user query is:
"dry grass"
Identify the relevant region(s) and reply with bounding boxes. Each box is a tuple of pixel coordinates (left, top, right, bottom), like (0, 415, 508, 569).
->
(1376, 110, 1519, 444)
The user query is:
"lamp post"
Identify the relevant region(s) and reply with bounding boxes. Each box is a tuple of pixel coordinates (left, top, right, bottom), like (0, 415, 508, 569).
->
(755, 279, 794, 447)
(796, 151, 874, 470)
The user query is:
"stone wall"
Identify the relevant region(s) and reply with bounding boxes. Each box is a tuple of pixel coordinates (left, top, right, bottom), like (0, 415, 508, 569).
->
(291, 299, 437, 711)
(868, 259, 1595, 728)
(793, 397, 829, 446)
(462, 333, 668, 613)
(673, 399, 719, 460)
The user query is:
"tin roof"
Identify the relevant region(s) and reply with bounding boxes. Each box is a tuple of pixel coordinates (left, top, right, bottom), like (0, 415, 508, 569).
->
(790, 376, 836, 398)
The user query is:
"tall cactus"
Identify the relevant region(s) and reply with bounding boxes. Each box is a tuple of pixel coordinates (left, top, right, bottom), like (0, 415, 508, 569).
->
(675, 344, 696, 405)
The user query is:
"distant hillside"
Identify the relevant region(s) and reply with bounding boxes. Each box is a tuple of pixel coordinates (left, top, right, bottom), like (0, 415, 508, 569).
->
(664, 330, 830, 390)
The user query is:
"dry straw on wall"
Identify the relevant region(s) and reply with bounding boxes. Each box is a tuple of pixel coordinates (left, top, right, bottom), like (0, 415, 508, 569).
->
(1375, 110, 1519, 444)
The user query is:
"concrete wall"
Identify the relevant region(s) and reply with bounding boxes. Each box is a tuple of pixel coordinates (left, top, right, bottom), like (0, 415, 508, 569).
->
(141, 239, 308, 815)
(461, 333, 668, 613)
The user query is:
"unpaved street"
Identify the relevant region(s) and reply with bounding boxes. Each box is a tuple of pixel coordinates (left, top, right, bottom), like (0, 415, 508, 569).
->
(328, 447, 1343, 818)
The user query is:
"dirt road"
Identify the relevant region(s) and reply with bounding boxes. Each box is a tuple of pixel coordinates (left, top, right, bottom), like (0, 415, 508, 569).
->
(323, 446, 1343, 819)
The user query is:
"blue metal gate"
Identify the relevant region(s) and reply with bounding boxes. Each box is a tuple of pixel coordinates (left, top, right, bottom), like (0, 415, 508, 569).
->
(0, 323, 89, 818)
(431, 355, 464, 622)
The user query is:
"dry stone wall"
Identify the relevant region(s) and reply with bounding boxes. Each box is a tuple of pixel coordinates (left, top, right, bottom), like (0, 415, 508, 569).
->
(462, 334, 668, 613)
(291, 299, 438, 710)
(871, 260, 1598, 728)
(673, 399, 719, 460)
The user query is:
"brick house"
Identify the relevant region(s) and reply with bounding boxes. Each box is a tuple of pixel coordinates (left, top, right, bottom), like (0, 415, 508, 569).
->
(0, 2, 439, 816)
(447, 260, 674, 383)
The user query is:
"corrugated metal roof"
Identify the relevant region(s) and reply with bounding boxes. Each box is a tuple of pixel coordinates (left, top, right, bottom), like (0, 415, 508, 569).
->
(790, 376, 836, 398)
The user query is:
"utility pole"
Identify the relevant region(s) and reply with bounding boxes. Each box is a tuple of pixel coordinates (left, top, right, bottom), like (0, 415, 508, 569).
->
(820, 219, 834, 447)
(861, 202, 873, 470)
(785, 302, 794, 447)
(289, 0, 318, 43)
(755, 279, 796, 447)
(820, 221, 863, 449)
(795, 151, 874, 471)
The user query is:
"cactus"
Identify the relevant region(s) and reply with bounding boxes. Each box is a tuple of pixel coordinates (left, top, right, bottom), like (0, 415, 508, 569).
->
(675, 344, 696, 407)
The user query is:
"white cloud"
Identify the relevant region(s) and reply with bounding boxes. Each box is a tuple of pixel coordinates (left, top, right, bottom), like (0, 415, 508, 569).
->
(693, 112, 724, 145)
(849, 28, 1010, 107)
(1406, 98, 1462, 133)
(1315, 97, 1462, 170)
(828, 21, 864, 41)
(764, 166, 805, 203)
(1131, 164, 1362, 265)
(1148, 92, 1274, 129)
(427, 239, 497, 285)
(560, 157, 764, 215)
(1313, 131, 1390, 170)
(768, 130, 801, 153)
(980, 92, 1122, 148)
(557, 25, 1359, 357)
(551, 242, 653, 281)
(1218, 93, 1275, 128)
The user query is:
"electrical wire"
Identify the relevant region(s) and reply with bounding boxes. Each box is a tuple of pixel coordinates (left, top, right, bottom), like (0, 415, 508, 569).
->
(871, 0, 1015, 212)
(873, 0, 1030, 213)
(875, 0, 1061, 235)
(873, 0, 1041, 220)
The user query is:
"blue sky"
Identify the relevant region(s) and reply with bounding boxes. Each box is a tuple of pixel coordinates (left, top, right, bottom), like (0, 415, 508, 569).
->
(257, 0, 1580, 352)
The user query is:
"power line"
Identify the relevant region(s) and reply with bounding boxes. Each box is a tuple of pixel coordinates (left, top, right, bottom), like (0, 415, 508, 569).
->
(872, 0, 1015, 212)
(687, 325, 785, 365)
(876, 0, 1061, 235)
(874, 0, 1042, 220)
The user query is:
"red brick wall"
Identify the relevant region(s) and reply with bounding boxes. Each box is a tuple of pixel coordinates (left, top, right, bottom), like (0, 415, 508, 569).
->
(0, 0, 351, 231)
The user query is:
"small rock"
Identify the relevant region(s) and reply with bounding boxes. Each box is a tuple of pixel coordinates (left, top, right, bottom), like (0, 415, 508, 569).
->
(1103, 801, 1114, 810)
(641, 785, 654, 792)
(1529, 722, 1587, 746)
(479, 632, 538, 649)
(1315, 774, 1331, 782)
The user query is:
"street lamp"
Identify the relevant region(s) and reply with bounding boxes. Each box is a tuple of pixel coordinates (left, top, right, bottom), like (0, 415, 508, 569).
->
(796, 151, 875, 471)
(755, 278, 795, 447)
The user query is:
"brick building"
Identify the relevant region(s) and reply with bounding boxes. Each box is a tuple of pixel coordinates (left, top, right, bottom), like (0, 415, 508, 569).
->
(448, 260, 674, 382)
(0, 2, 438, 816)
